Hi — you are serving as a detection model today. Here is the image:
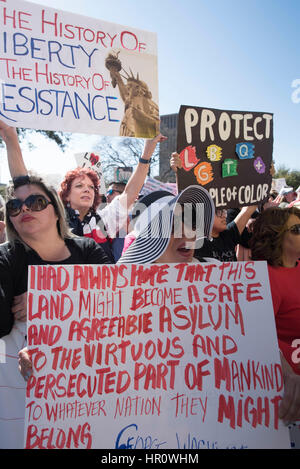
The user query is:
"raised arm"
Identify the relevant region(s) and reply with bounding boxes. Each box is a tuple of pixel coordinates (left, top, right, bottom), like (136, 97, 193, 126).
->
(234, 205, 258, 235)
(0, 120, 27, 177)
(118, 133, 167, 209)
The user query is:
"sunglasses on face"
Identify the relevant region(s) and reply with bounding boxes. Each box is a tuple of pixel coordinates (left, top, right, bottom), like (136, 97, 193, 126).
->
(285, 224, 300, 235)
(6, 194, 53, 217)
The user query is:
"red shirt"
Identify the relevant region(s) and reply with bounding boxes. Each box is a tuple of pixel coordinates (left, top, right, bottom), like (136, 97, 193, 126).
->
(268, 262, 300, 374)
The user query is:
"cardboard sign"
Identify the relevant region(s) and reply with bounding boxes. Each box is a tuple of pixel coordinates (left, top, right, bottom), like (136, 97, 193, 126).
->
(24, 262, 291, 449)
(74, 152, 106, 194)
(272, 178, 287, 193)
(0, 0, 159, 138)
(176, 105, 273, 208)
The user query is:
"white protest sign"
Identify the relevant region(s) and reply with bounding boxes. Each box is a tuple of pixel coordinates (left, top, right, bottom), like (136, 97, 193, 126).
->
(0, 320, 27, 449)
(74, 152, 106, 194)
(24, 262, 291, 449)
(0, 0, 159, 138)
(272, 178, 287, 193)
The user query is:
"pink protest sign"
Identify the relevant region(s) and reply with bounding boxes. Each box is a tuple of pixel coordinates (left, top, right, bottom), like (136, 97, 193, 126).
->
(0, 0, 159, 138)
(24, 262, 290, 449)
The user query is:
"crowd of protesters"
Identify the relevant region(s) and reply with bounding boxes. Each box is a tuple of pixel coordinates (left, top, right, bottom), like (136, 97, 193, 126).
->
(0, 119, 300, 448)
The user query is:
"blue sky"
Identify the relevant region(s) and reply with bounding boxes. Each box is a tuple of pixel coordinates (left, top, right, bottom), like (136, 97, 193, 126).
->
(1, 0, 300, 182)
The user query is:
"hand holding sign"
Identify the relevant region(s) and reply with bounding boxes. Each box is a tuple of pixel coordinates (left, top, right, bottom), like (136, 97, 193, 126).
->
(0, 118, 18, 143)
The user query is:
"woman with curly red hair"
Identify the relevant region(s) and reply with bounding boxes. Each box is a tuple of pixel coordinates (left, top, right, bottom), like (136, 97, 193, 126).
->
(59, 166, 115, 261)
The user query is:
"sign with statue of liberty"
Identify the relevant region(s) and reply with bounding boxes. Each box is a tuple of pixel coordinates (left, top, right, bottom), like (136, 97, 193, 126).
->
(0, 0, 159, 138)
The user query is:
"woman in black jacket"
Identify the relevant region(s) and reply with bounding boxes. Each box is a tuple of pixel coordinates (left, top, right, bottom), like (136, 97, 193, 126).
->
(0, 173, 109, 449)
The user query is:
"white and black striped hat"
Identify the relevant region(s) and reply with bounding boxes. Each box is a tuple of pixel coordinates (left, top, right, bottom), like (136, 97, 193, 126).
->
(118, 185, 214, 264)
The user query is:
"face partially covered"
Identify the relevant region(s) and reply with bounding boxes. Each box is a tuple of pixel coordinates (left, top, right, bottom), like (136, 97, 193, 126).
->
(155, 222, 196, 264)
(8, 184, 58, 240)
(66, 175, 96, 213)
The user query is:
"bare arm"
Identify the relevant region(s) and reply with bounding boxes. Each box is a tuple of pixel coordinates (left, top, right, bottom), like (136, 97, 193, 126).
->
(118, 133, 167, 209)
(0, 120, 27, 177)
(234, 205, 258, 235)
(170, 151, 181, 186)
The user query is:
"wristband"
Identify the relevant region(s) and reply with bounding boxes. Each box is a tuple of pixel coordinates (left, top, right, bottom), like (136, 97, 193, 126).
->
(139, 157, 151, 164)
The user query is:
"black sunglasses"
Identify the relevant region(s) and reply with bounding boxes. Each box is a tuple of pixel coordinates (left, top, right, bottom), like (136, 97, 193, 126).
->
(6, 194, 53, 217)
(285, 224, 300, 235)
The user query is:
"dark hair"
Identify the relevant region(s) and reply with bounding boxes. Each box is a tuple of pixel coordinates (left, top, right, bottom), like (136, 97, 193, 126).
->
(5, 174, 72, 243)
(108, 181, 126, 191)
(269, 189, 278, 200)
(250, 206, 300, 266)
(59, 167, 101, 211)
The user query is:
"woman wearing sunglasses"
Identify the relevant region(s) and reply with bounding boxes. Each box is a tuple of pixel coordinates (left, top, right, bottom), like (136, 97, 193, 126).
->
(1, 173, 111, 336)
(250, 206, 300, 425)
(0, 173, 111, 448)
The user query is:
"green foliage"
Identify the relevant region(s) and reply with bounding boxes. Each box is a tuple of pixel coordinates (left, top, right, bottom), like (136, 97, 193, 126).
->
(0, 185, 6, 199)
(285, 170, 300, 190)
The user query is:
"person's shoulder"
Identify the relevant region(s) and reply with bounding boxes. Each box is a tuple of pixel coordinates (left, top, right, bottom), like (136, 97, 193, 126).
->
(65, 236, 98, 250)
(220, 221, 240, 240)
(0, 241, 11, 254)
(65, 236, 111, 264)
(267, 263, 300, 282)
(0, 240, 26, 256)
(0, 240, 27, 269)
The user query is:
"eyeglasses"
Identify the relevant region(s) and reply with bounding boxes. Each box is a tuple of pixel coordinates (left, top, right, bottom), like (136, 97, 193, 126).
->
(284, 224, 300, 235)
(6, 194, 53, 217)
(215, 209, 227, 218)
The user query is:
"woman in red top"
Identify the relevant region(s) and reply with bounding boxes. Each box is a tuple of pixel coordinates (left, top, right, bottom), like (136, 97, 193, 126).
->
(250, 206, 300, 423)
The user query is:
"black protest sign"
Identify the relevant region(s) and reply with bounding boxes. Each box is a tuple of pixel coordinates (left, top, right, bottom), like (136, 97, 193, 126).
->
(176, 105, 273, 208)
